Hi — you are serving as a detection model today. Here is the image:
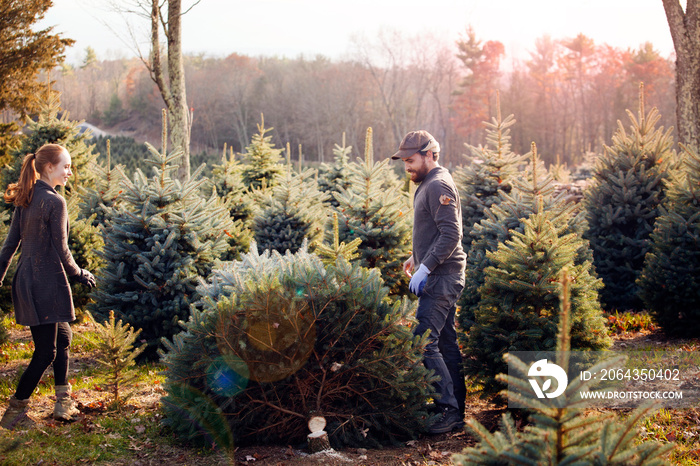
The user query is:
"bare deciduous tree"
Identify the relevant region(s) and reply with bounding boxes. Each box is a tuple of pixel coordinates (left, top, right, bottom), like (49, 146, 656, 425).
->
(109, 0, 199, 181)
(662, 0, 700, 150)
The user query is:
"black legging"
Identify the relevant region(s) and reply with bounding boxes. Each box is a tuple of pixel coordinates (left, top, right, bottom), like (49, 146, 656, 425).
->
(15, 322, 72, 400)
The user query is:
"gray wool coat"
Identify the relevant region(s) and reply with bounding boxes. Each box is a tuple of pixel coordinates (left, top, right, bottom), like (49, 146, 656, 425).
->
(0, 180, 81, 326)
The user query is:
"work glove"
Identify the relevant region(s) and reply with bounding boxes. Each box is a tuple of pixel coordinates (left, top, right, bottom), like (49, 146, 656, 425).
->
(409, 264, 430, 296)
(75, 269, 96, 288)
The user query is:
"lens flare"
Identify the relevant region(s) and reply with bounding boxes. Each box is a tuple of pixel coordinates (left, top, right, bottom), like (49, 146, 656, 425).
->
(206, 355, 249, 397)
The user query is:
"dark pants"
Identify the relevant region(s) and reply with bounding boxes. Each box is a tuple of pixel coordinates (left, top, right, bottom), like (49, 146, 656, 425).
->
(15, 322, 72, 400)
(413, 273, 466, 413)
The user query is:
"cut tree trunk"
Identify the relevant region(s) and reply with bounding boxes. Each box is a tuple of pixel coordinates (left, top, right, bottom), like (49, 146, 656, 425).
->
(307, 430, 331, 453)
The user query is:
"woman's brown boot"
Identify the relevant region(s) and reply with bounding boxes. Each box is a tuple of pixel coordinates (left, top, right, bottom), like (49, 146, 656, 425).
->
(53, 384, 80, 421)
(0, 396, 35, 430)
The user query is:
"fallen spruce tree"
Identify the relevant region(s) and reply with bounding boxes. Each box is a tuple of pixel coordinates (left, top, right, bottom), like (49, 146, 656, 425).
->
(160, 244, 435, 450)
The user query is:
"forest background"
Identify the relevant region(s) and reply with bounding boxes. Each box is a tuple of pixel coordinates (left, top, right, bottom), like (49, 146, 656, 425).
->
(43, 28, 675, 172)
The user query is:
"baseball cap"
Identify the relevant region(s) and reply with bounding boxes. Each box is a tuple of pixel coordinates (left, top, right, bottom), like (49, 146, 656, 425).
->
(391, 130, 436, 160)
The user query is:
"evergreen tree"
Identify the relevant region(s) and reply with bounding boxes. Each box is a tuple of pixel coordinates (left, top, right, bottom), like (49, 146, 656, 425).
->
(457, 144, 591, 333)
(210, 144, 255, 225)
(466, 185, 610, 394)
(90, 310, 146, 406)
(66, 195, 104, 317)
(332, 127, 412, 296)
(91, 135, 151, 178)
(583, 86, 673, 311)
(252, 156, 328, 254)
(1, 91, 99, 211)
(240, 115, 285, 191)
(79, 138, 126, 227)
(549, 154, 572, 183)
(317, 134, 353, 208)
(454, 95, 525, 250)
(638, 143, 700, 335)
(160, 245, 434, 449)
(208, 144, 254, 260)
(90, 111, 233, 358)
(453, 270, 672, 465)
(315, 212, 362, 266)
(454, 101, 525, 327)
(0, 0, 74, 120)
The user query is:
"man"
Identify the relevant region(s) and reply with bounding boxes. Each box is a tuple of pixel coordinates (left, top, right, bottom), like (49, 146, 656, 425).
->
(392, 130, 467, 434)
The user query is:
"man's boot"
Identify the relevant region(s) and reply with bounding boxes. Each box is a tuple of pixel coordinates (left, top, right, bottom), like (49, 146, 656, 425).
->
(54, 384, 80, 421)
(428, 405, 464, 435)
(0, 396, 35, 430)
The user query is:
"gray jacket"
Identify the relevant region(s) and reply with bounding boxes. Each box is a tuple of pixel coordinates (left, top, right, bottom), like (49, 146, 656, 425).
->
(0, 180, 81, 326)
(412, 166, 466, 275)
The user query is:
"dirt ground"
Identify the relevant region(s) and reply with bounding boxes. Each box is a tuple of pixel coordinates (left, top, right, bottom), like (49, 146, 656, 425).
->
(3, 324, 696, 465)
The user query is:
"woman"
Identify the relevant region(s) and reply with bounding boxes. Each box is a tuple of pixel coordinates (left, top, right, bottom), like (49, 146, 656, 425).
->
(0, 144, 95, 430)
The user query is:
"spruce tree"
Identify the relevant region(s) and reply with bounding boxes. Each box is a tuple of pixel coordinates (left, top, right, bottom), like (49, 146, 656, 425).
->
(90, 310, 146, 406)
(453, 270, 672, 465)
(454, 95, 525, 250)
(0, 91, 98, 207)
(638, 143, 700, 335)
(454, 102, 525, 328)
(160, 245, 434, 449)
(466, 183, 610, 394)
(457, 144, 591, 333)
(332, 127, 412, 296)
(318, 134, 353, 208)
(208, 144, 254, 260)
(252, 155, 328, 254)
(210, 144, 255, 225)
(80, 139, 126, 227)
(90, 111, 233, 358)
(583, 85, 673, 311)
(240, 115, 284, 191)
(315, 212, 362, 266)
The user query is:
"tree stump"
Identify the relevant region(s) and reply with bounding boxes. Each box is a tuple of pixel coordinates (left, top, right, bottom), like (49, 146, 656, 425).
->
(307, 415, 331, 452)
(307, 430, 331, 453)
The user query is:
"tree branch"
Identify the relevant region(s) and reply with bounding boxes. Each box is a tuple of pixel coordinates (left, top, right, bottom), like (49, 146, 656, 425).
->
(662, 0, 689, 54)
(181, 0, 202, 15)
(150, 0, 173, 111)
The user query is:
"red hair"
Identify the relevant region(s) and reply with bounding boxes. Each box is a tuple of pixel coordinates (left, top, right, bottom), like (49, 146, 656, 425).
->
(4, 144, 67, 207)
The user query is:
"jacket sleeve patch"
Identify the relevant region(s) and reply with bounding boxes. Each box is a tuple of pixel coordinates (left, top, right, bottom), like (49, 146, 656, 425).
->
(439, 194, 455, 206)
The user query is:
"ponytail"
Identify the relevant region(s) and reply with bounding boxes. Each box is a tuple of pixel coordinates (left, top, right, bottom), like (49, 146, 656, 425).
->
(4, 153, 38, 207)
(3, 144, 68, 207)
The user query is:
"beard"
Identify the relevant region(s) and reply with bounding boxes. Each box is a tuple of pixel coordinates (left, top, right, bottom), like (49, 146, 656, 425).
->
(407, 161, 430, 183)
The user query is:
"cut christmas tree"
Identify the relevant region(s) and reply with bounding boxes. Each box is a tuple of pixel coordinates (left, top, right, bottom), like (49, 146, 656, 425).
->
(160, 245, 435, 449)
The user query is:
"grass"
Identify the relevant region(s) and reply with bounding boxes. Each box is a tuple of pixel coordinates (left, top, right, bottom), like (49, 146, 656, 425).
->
(0, 317, 231, 466)
(638, 408, 700, 465)
(0, 314, 698, 465)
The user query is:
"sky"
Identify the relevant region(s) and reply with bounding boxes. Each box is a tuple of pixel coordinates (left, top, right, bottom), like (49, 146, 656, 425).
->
(39, 0, 678, 65)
